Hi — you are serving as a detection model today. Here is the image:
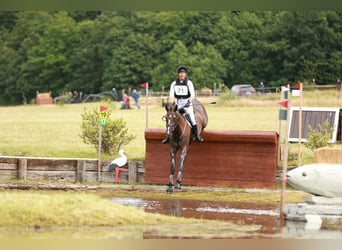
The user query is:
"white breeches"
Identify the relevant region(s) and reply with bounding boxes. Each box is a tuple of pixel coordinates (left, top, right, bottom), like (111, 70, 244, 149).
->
(177, 100, 196, 126)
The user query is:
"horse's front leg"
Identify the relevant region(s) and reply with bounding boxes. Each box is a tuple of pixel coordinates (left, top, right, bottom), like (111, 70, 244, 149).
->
(175, 145, 187, 190)
(167, 148, 177, 194)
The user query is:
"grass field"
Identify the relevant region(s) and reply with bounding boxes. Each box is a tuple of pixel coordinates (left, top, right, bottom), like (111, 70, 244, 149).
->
(0, 90, 341, 162)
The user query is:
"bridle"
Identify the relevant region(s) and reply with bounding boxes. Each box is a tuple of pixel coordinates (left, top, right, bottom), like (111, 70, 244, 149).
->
(162, 107, 188, 142)
(163, 109, 179, 134)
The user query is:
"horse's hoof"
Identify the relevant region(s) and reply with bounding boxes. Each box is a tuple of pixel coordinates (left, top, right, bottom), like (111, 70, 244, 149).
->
(166, 186, 173, 194)
(175, 183, 181, 190)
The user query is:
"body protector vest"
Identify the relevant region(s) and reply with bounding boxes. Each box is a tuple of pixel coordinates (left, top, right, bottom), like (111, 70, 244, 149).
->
(173, 78, 190, 99)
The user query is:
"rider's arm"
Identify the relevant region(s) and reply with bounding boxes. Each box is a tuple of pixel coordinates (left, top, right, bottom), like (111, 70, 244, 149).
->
(168, 81, 176, 103)
(187, 80, 196, 101)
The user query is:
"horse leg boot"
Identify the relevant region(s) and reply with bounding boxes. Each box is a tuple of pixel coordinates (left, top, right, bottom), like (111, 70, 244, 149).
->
(162, 134, 169, 144)
(175, 146, 187, 190)
(167, 149, 177, 193)
(162, 124, 170, 144)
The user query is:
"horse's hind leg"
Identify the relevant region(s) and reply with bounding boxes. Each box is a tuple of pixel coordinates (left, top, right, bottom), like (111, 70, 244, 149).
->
(166, 149, 177, 194)
(175, 145, 187, 190)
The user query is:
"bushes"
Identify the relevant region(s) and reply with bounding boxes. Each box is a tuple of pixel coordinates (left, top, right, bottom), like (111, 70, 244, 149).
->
(305, 119, 334, 151)
(80, 103, 136, 155)
(217, 89, 236, 105)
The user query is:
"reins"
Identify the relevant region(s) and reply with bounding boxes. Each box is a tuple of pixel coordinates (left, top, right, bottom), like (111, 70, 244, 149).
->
(162, 111, 188, 143)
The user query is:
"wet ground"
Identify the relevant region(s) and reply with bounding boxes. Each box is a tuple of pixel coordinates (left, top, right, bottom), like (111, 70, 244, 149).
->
(2, 196, 342, 239)
(110, 197, 342, 239)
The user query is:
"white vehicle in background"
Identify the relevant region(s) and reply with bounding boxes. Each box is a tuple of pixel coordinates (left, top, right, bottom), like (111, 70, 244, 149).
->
(231, 84, 256, 96)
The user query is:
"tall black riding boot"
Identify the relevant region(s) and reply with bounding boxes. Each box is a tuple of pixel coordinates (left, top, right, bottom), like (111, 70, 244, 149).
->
(192, 124, 204, 142)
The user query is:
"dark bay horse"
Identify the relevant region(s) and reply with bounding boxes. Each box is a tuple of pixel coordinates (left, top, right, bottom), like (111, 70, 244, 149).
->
(164, 99, 208, 193)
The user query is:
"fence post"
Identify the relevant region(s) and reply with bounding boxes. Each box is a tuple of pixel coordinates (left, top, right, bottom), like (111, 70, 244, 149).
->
(128, 161, 137, 183)
(18, 158, 27, 180)
(76, 160, 86, 183)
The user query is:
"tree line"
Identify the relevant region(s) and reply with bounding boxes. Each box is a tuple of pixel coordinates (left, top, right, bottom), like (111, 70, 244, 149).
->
(0, 11, 341, 105)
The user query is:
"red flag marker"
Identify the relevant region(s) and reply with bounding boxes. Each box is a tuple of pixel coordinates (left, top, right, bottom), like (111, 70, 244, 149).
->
(278, 100, 288, 108)
(140, 82, 148, 89)
(100, 105, 108, 112)
(294, 83, 301, 89)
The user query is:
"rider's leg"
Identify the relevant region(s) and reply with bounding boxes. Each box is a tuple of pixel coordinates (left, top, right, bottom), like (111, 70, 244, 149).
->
(184, 106, 204, 142)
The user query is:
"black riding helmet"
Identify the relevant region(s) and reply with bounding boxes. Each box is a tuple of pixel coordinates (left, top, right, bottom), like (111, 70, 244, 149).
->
(177, 66, 187, 73)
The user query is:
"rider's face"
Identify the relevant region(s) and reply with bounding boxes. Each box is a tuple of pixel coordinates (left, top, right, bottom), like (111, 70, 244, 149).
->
(178, 72, 186, 81)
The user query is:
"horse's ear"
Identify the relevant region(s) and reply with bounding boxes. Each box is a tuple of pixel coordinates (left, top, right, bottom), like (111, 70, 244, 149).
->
(173, 103, 178, 112)
(165, 102, 172, 111)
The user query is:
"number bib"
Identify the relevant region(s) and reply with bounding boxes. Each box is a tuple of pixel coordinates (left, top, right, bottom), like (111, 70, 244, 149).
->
(174, 85, 189, 97)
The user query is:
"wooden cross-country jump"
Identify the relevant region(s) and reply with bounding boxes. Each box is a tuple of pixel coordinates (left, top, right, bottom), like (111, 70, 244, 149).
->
(144, 128, 279, 188)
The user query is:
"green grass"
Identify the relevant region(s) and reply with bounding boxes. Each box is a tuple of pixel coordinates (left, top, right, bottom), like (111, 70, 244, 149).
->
(0, 190, 193, 227)
(1, 90, 341, 162)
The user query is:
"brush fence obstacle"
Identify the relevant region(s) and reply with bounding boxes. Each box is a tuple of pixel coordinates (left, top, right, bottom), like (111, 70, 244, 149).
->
(145, 128, 279, 188)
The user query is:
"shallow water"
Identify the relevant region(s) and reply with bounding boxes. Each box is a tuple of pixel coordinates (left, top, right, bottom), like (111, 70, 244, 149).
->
(110, 197, 342, 239)
(110, 197, 280, 235)
(1, 196, 342, 239)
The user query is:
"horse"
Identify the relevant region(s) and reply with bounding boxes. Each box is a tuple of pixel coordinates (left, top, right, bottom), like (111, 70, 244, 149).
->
(163, 99, 208, 193)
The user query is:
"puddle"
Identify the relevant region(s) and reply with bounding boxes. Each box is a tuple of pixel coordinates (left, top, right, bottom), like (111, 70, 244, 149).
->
(110, 197, 280, 235)
(110, 197, 342, 239)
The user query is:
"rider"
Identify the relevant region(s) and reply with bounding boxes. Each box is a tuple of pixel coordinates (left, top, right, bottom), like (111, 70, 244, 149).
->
(162, 65, 204, 144)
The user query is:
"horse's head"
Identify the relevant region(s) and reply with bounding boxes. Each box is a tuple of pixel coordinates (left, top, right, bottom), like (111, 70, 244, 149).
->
(165, 102, 177, 113)
(163, 102, 179, 135)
